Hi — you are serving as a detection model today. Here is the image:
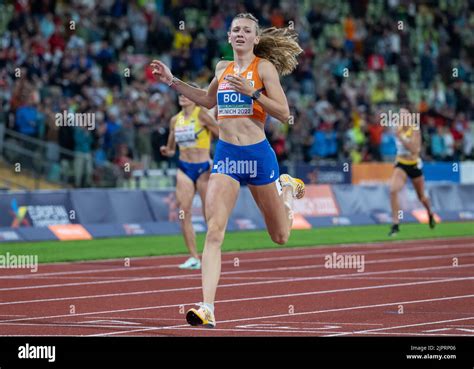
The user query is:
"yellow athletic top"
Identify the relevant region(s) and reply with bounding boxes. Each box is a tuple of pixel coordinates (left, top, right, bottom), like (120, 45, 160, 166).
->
(174, 107, 210, 150)
(396, 127, 418, 165)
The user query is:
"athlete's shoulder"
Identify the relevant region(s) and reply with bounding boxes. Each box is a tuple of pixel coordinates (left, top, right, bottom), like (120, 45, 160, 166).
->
(257, 58, 276, 71)
(215, 60, 231, 81)
(216, 60, 231, 68)
(256, 57, 272, 66)
(215, 60, 231, 73)
(170, 113, 179, 126)
(257, 58, 277, 78)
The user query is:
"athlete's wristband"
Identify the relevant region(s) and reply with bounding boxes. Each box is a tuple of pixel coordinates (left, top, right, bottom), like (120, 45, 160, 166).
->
(168, 76, 179, 87)
(251, 89, 261, 100)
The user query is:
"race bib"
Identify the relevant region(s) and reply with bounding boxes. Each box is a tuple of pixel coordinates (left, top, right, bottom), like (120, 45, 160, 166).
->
(175, 123, 196, 147)
(217, 89, 253, 116)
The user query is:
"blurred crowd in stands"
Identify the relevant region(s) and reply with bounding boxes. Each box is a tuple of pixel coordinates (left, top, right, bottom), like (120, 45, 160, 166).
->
(0, 0, 473, 187)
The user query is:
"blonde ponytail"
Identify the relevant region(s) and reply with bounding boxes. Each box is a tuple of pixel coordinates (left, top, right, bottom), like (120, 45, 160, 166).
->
(232, 13, 303, 76)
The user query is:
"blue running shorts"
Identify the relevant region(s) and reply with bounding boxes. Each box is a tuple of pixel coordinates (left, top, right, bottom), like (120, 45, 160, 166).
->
(211, 139, 280, 186)
(178, 160, 211, 183)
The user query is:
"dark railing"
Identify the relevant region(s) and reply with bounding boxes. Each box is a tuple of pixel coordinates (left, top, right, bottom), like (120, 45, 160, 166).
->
(1, 126, 301, 191)
(0, 177, 30, 191)
(0, 127, 120, 189)
(1, 128, 72, 189)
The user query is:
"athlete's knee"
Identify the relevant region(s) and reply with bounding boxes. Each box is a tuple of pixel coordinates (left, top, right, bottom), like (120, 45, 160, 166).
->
(205, 220, 226, 247)
(178, 207, 192, 221)
(271, 229, 289, 245)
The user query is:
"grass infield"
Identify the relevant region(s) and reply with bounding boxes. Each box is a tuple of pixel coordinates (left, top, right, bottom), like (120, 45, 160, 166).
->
(0, 222, 473, 264)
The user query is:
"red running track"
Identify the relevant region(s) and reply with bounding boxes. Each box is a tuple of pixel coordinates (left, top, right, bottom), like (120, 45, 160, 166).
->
(0, 237, 473, 337)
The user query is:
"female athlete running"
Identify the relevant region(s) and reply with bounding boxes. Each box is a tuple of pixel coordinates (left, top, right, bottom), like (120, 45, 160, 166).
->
(151, 13, 304, 328)
(160, 82, 219, 269)
(388, 108, 436, 236)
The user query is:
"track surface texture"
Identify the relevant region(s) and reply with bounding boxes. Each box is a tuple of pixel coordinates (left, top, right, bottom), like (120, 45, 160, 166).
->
(0, 237, 473, 337)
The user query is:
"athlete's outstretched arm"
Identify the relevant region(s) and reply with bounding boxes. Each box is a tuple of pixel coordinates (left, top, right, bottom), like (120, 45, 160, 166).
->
(160, 115, 177, 157)
(225, 59, 290, 123)
(198, 108, 219, 138)
(150, 60, 228, 109)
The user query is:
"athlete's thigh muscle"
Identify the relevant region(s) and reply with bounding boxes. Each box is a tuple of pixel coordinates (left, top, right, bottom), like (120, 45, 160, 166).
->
(205, 173, 240, 229)
(248, 181, 288, 235)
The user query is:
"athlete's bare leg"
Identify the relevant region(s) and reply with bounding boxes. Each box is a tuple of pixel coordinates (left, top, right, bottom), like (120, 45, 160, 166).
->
(196, 170, 211, 221)
(412, 175, 436, 228)
(411, 175, 432, 214)
(389, 167, 407, 225)
(201, 174, 240, 305)
(248, 181, 294, 244)
(176, 170, 199, 259)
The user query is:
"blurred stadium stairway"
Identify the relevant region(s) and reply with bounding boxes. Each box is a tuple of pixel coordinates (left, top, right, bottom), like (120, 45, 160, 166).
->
(0, 161, 63, 191)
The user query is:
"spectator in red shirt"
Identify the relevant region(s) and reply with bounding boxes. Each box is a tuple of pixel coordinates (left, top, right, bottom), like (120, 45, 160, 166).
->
(270, 8, 285, 28)
(114, 143, 143, 180)
(48, 29, 66, 52)
(451, 113, 467, 160)
(367, 116, 383, 161)
(367, 54, 385, 71)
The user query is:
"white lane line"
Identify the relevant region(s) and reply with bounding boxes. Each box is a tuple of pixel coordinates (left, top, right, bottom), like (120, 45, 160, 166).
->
(245, 321, 384, 326)
(0, 322, 147, 329)
(0, 260, 473, 307)
(163, 327, 474, 337)
(4, 313, 473, 337)
(200, 276, 289, 281)
(2, 250, 473, 292)
(2, 335, 78, 337)
(168, 326, 473, 337)
(85, 317, 183, 322)
(88, 294, 474, 336)
(82, 319, 141, 325)
(347, 331, 474, 337)
(324, 317, 474, 337)
(2, 275, 470, 327)
(1, 241, 472, 280)
(13, 276, 139, 280)
(6, 235, 471, 267)
(323, 276, 450, 280)
(10, 331, 462, 337)
(0, 241, 463, 279)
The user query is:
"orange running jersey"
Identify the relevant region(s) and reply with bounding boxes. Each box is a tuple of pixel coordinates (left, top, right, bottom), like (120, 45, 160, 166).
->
(217, 57, 266, 123)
